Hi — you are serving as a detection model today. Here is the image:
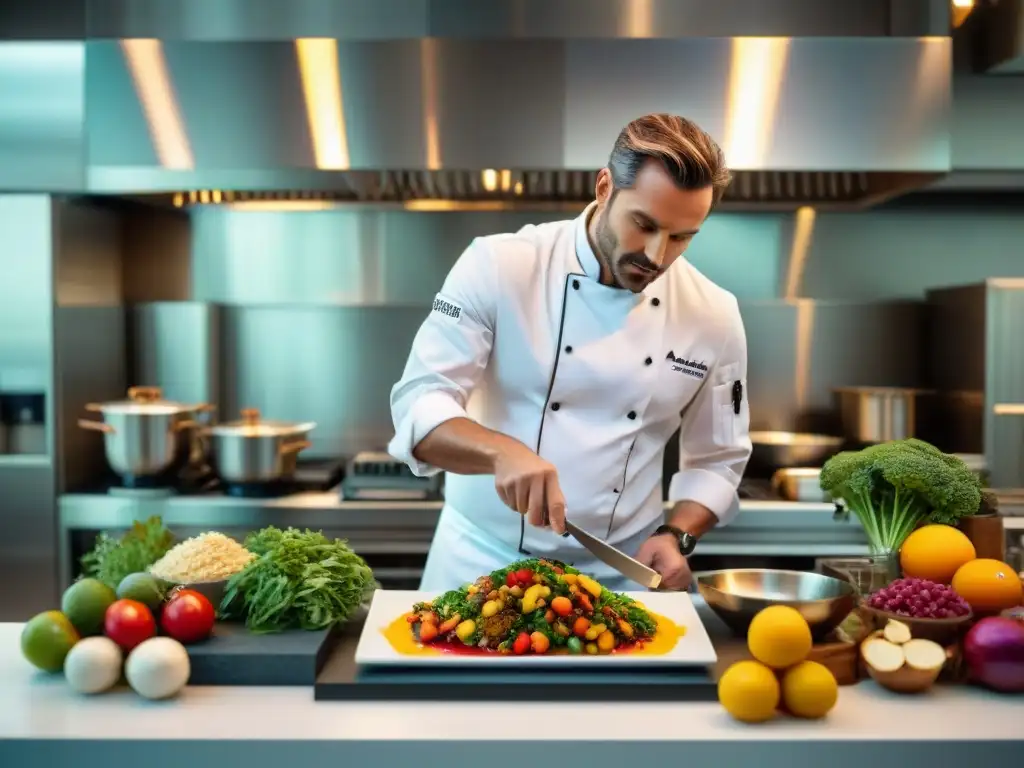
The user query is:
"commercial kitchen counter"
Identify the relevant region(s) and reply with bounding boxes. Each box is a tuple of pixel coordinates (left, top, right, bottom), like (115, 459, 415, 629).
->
(0, 617, 1018, 767)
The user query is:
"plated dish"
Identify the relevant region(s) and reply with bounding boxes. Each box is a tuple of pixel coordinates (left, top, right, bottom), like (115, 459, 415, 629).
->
(408, 558, 659, 655)
(354, 559, 718, 667)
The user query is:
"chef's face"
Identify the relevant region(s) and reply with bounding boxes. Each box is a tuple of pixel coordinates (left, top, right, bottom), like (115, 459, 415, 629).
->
(592, 161, 713, 293)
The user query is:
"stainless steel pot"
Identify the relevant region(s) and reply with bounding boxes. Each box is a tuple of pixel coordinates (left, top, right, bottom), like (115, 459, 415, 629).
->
(77, 386, 211, 477)
(749, 431, 844, 470)
(833, 386, 932, 443)
(205, 408, 315, 484)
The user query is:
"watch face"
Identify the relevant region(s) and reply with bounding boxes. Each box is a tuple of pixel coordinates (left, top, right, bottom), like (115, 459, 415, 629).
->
(678, 532, 696, 555)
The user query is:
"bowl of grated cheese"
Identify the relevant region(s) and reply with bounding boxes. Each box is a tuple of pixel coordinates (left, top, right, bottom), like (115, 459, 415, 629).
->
(148, 531, 256, 609)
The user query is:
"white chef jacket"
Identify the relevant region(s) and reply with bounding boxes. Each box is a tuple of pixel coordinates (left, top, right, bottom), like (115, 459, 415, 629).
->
(388, 202, 752, 592)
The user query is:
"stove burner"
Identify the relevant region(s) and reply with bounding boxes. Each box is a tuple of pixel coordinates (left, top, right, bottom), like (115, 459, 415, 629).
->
(224, 481, 299, 499)
(115, 473, 177, 490)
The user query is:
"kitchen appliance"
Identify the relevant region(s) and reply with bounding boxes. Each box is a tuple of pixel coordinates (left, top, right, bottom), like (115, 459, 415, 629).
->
(0, 393, 46, 455)
(833, 386, 931, 443)
(341, 452, 442, 500)
(77, 386, 211, 480)
(564, 519, 662, 590)
(695, 568, 857, 641)
(204, 408, 315, 486)
(748, 431, 844, 472)
(770, 468, 829, 503)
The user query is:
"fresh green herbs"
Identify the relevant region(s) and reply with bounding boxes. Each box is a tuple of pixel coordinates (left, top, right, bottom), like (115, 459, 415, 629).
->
(80, 516, 175, 590)
(219, 526, 377, 633)
(820, 438, 983, 556)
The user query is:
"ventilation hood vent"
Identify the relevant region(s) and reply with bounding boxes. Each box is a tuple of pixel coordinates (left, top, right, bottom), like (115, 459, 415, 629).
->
(78, 10, 951, 210)
(137, 170, 939, 212)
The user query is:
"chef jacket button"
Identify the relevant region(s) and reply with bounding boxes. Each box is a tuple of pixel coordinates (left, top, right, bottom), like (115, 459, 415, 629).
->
(627, 410, 637, 420)
(613, 488, 620, 494)
(551, 402, 561, 411)
(565, 345, 573, 353)
(644, 356, 652, 365)
(572, 279, 580, 290)
(651, 298, 660, 306)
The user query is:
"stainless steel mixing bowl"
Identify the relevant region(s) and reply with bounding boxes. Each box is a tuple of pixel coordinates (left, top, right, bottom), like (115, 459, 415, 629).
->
(696, 568, 857, 640)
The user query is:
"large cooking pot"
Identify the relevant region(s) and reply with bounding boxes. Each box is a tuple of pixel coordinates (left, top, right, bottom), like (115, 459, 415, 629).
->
(77, 386, 211, 478)
(833, 386, 932, 443)
(205, 408, 315, 484)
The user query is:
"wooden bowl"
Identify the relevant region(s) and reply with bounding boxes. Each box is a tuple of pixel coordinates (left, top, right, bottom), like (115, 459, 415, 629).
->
(859, 604, 973, 645)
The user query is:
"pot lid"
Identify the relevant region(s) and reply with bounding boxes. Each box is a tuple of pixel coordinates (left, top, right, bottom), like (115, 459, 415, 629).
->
(209, 408, 316, 437)
(92, 386, 195, 415)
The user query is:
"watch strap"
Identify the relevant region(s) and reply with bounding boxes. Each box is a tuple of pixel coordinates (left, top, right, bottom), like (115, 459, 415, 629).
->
(653, 524, 697, 556)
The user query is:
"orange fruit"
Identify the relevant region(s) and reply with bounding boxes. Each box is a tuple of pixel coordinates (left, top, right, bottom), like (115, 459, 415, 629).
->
(899, 524, 976, 584)
(951, 558, 1023, 614)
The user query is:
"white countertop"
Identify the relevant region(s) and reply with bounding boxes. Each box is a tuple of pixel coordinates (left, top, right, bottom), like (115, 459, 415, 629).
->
(1, 622, 1020, 744)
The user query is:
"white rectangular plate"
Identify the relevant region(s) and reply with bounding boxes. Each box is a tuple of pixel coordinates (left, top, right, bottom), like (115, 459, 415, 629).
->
(354, 589, 718, 667)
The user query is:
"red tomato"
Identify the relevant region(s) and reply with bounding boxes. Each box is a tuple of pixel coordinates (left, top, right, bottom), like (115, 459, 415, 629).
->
(512, 631, 531, 655)
(104, 599, 157, 651)
(515, 568, 533, 584)
(161, 589, 215, 644)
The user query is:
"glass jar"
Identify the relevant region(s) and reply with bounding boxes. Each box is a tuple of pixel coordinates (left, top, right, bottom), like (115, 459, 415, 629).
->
(842, 552, 901, 597)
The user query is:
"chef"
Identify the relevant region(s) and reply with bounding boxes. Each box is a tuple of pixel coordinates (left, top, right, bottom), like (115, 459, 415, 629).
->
(388, 113, 752, 592)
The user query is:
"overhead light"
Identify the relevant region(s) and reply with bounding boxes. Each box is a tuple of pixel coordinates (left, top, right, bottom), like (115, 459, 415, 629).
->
(951, 0, 973, 8)
(120, 39, 194, 170)
(295, 38, 350, 170)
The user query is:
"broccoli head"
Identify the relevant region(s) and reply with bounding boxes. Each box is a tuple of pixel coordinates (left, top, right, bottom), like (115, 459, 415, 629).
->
(819, 438, 982, 553)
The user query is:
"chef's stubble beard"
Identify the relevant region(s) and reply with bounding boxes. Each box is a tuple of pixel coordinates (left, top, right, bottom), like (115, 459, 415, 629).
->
(593, 209, 629, 291)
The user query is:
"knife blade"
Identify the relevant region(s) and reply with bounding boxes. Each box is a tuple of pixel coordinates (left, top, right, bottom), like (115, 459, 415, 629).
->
(563, 519, 663, 590)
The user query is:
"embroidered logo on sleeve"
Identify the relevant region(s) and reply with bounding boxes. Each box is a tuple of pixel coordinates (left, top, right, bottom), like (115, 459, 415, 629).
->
(431, 295, 463, 321)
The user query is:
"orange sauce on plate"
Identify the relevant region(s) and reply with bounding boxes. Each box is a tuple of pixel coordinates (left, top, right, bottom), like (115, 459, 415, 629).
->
(381, 610, 686, 657)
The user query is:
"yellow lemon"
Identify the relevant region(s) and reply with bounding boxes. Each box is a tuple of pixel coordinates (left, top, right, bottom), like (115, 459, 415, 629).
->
(747, 605, 813, 669)
(717, 660, 780, 723)
(780, 661, 838, 719)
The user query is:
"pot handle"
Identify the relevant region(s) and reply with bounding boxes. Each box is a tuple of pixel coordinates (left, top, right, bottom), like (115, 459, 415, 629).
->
(192, 403, 216, 414)
(84, 403, 103, 412)
(173, 419, 198, 432)
(78, 419, 115, 434)
(280, 440, 312, 457)
(128, 386, 162, 402)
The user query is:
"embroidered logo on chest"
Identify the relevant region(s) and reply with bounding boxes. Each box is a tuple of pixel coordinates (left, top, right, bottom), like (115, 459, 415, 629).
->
(666, 351, 707, 379)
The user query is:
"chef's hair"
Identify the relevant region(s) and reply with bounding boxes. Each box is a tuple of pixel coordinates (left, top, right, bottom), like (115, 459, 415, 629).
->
(608, 114, 732, 207)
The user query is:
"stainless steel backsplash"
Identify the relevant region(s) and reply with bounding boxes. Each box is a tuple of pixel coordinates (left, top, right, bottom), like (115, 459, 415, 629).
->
(128, 203, 929, 456)
(132, 299, 925, 457)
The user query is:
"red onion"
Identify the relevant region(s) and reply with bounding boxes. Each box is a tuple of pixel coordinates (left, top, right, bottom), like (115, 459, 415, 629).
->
(963, 616, 1024, 693)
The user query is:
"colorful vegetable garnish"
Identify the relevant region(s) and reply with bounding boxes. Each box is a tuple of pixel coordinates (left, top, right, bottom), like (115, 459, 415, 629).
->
(407, 558, 658, 655)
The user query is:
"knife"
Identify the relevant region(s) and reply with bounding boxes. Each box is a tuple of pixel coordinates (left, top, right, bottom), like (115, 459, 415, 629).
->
(563, 519, 663, 590)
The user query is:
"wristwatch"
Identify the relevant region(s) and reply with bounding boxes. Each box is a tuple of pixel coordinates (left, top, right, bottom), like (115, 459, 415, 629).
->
(653, 524, 698, 556)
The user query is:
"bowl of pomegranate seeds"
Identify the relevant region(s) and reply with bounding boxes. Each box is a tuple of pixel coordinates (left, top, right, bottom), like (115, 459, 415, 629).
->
(861, 576, 974, 644)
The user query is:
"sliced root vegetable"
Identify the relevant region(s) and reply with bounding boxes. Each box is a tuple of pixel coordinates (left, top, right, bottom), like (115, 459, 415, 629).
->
(861, 637, 905, 673)
(883, 619, 912, 645)
(902, 639, 947, 672)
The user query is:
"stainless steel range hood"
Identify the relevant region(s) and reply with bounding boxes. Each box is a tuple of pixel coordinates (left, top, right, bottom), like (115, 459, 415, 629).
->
(5, 0, 957, 209)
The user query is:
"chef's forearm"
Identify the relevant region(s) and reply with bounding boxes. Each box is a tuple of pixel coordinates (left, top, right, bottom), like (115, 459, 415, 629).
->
(412, 417, 526, 475)
(667, 500, 719, 537)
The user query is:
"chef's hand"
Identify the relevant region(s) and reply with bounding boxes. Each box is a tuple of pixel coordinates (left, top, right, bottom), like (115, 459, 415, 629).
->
(636, 534, 692, 591)
(493, 442, 567, 535)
